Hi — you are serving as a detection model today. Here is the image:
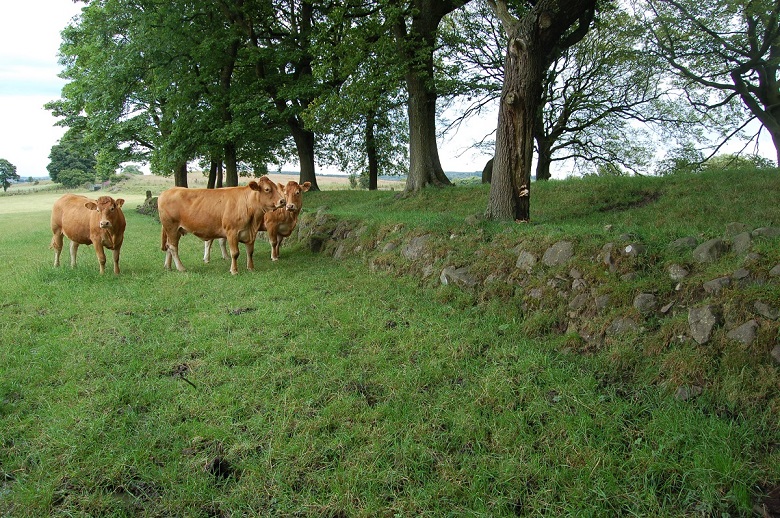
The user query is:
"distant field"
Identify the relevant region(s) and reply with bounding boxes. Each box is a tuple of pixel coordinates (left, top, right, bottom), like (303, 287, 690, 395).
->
(0, 172, 402, 215)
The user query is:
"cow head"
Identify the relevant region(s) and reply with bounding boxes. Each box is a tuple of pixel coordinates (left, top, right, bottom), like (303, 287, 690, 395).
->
(279, 181, 311, 213)
(249, 177, 286, 211)
(86, 196, 125, 229)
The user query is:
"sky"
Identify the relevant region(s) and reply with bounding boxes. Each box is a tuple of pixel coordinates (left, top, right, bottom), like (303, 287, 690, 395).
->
(0, 1, 83, 179)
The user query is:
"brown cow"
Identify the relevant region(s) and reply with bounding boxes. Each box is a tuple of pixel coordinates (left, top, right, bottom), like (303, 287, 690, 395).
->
(264, 180, 311, 261)
(204, 180, 311, 263)
(158, 177, 285, 274)
(50, 194, 127, 274)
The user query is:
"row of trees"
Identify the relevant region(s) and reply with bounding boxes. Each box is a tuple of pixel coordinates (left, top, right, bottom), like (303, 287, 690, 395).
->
(48, 0, 780, 221)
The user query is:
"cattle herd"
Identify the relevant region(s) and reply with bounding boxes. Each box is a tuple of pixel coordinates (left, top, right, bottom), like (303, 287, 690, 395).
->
(49, 177, 311, 275)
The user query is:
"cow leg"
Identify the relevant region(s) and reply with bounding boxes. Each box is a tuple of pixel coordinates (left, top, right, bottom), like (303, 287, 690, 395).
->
(167, 244, 186, 272)
(204, 239, 228, 263)
(272, 237, 283, 262)
(245, 241, 255, 271)
(268, 230, 280, 261)
(69, 241, 79, 268)
(226, 234, 240, 275)
(112, 248, 121, 275)
(163, 229, 186, 272)
(51, 231, 63, 267)
(95, 245, 107, 274)
(203, 240, 213, 263)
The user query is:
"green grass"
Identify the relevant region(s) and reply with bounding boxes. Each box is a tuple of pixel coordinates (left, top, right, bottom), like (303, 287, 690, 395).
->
(1, 170, 778, 516)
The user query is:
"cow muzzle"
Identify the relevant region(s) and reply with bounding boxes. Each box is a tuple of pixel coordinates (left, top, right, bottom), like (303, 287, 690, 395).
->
(100, 221, 112, 229)
(286, 204, 298, 212)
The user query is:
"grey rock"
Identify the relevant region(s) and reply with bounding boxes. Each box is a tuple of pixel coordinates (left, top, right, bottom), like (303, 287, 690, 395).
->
(595, 294, 611, 312)
(669, 236, 698, 251)
(726, 320, 758, 345)
(440, 266, 478, 288)
(771, 264, 780, 277)
(751, 227, 780, 239)
(660, 301, 675, 314)
(703, 276, 730, 294)
(668, 264, 689, 281)
(754, 301, 779, 321)
(542, 241, 575, 267)
(731, 268, 751, 287)
(675, 385, 703, 401)
(402, 235, 431, 260)
(693, 238, 729, 263)
(607, 317, 640, 336)
(568, 293, 590, 311)
(569, 268, 583, 279)
(633, 293, 658, 314)
(731, 232, 752, 254)
(771, 344, 780, 366)
(382, 242, 398, 253)
(724, 222, 750, 239)
(600, 243, 616, 272)
(516, 251, 538, 273)
(623, 243, 647, 257)
(688, 305, 722, 344)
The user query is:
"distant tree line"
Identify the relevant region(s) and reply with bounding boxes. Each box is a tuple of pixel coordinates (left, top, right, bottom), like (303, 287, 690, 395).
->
(47, 0, 779, 221)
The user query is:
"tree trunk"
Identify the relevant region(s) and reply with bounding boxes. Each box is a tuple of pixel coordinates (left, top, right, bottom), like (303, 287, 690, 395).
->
(482, 158, 494, 183)
(395, 0, 471, 193)
(486, 0, 596, 221)
(486, 31, 542, 221)
(289, 119, 319, 191)
(174, 161, 188, 187)
(208, 158, 224, 189)
(535, 136, 553, 181)
(404, 73, 452, 192)
(366, 109, 379, 190)
(208, 159, 218, 189)
(224, 142, 238, 187)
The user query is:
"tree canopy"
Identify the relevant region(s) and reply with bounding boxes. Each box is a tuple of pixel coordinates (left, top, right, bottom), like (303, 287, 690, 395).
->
(48, 0, 777, 218)
(0, 159, 20, 192)
(640, 0, 780, 164)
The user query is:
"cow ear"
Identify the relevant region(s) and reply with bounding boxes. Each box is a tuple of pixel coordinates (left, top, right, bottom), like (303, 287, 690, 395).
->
(301, 182, 311, 192)
(85, 202, 97, 210)
(278, 182, 285, 192)
(116, 199, 125, 208)
(248, 181, 259, 191)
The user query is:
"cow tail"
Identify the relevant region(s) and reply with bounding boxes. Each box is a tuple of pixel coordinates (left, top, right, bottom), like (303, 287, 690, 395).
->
(161, 227, 168, 251)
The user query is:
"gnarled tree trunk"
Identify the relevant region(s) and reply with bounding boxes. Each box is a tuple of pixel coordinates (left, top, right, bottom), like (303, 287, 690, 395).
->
(486, 0, 596, 221)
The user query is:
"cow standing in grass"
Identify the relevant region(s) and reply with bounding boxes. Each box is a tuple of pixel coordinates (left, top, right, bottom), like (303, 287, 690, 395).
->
(204, 180, 311, 263)
(264, 180, 311, 261)
(158, 177, 285, 274)
(50, 194, 126, 274)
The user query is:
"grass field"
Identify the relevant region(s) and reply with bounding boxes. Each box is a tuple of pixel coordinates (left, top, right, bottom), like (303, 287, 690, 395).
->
(0, 170, 778, 516)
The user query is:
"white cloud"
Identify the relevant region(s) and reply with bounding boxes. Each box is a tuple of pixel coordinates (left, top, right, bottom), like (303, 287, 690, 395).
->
(0, 1, 82, 178)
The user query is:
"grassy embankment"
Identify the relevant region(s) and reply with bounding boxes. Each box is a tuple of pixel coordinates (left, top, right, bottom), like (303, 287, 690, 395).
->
(0, 169, 778, 516)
